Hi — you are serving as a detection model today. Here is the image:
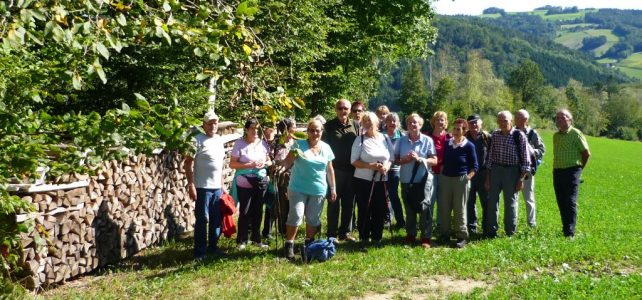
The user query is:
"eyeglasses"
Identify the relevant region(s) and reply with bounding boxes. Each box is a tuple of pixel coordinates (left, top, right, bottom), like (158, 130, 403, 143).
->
(336, 106, 349, 111)
(351, 109, 363, 113)
(453, 127, 464, 130)
(307, 128, 322, 133)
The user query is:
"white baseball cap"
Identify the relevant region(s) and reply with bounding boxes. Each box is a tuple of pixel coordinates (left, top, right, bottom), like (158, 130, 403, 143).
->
(203, 110, 219, 122)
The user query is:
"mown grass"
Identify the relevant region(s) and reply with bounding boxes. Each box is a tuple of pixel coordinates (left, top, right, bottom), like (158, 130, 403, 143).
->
(8, 131, 642, 299)
(554, 29, 619, 57)
(617, 66, 642, 80)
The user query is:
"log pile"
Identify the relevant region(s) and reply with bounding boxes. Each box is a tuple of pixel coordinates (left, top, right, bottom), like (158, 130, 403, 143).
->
(15, 124, 239, 289)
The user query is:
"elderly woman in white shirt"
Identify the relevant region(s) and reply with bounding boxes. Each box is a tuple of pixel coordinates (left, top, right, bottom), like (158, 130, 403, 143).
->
(351, 112, 394, 245)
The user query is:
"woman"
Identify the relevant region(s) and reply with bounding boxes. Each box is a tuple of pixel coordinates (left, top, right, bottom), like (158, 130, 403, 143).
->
(385, 113, 405, 229)
(230, 118, 272, 250)
(395, 113, 437, 248)
(281, 119, 336, 259)
(262, 118, 296, 239)
(351, 112, 394, 245)
(376, 105, 390, 132)
(429, 111, 450, 228)
(438, 118, 478, 248)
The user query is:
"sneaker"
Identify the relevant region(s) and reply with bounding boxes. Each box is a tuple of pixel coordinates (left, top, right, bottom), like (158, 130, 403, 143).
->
(283, 242, 295, 260)
(340, 234, 356, 242)
(455, 239, 467, 248)
(238, 242, 247, 250)
(421, 238, 431, 249)
(209, 248, 226, 257)
(437, 237, 449, 246)
(405, 235, 416, 245)
(252, 241, 269, 250)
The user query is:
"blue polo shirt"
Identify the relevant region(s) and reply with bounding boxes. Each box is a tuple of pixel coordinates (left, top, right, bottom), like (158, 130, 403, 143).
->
(394, 134, 436, 184)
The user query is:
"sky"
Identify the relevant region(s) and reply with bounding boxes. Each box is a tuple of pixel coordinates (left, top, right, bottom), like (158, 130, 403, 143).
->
(432, 0, 642, 16)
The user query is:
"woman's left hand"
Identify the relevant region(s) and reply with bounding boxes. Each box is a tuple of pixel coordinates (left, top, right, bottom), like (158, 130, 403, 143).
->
(329, 191, 337, 202)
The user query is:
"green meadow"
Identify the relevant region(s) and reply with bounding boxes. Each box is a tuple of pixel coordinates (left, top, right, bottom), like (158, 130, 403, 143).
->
(9, 131, 642, 299)
(554, 29, 619, 57)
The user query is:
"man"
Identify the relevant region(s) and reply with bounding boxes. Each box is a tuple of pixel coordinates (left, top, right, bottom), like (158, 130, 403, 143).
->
(323, 99, 360, 242)
(465, 114, 491, 234)
(184, 110, 226, 260)
(553, 109, 590, 239)
(484, 111, 530, 238)
(515, 109, 545, 228)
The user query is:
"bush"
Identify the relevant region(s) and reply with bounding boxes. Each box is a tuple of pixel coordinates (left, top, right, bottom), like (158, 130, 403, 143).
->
(615, 126, 639, 141)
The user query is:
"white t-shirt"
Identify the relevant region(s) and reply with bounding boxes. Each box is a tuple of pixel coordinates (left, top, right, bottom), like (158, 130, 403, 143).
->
(350, 134, 393, 181)
(193, 133, 225, 189)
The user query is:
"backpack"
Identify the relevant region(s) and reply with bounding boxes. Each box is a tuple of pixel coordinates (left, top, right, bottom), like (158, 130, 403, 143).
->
(304, 238, 337, 262)
(527, 129, 543, 175)
(512, 130, 539, 176)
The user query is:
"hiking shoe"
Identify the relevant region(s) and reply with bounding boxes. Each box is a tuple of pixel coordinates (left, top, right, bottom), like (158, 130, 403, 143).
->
(455, 239, 467, 249)
(405, 235, 416, 245)
(421, 238, 431, 249)
(283, 242, 295, 260)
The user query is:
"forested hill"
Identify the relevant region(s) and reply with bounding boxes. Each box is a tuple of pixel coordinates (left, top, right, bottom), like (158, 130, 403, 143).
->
(432, 16, 631, 87)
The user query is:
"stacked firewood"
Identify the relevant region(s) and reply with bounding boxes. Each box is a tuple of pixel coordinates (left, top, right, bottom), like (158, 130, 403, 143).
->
(15, 123, 239, 289)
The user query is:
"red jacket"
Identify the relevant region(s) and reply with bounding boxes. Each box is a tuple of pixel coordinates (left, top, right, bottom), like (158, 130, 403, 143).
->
(220, 192, 237, 238)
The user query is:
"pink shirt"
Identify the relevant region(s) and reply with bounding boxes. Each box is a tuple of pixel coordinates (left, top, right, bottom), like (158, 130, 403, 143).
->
(231, 138, 269, 188)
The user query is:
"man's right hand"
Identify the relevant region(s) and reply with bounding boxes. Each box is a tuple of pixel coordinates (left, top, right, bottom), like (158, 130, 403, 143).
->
(188, 183, 197, 200)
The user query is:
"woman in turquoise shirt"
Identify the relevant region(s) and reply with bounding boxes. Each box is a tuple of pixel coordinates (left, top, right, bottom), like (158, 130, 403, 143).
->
(281, 119, 337, 259)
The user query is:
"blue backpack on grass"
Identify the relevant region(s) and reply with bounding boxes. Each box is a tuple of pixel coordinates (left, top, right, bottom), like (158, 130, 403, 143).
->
(304, 238, 336, 262)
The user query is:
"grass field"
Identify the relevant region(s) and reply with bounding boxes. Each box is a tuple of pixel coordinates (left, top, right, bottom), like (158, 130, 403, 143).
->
(6, 131, 642, 299)
(554, 29, 619, 57)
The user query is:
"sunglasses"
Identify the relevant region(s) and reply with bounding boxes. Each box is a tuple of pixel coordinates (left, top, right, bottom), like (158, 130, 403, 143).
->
(351, 109, 363, 113)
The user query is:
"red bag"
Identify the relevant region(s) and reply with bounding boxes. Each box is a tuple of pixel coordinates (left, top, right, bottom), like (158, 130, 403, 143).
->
(220, 192, 237, 238)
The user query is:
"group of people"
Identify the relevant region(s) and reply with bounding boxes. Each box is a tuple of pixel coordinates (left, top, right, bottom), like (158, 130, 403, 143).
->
(184, 102, 590, 261)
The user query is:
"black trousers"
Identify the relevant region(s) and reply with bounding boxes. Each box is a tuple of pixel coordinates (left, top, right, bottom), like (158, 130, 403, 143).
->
(237, 176, 268, 243)
(553, 167, 582, 237)
(354, 177, 387, 242)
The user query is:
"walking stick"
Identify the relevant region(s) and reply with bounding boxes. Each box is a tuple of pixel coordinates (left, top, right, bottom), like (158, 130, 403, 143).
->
(380, 171, 394, 239)
(363, 168, 378, 243)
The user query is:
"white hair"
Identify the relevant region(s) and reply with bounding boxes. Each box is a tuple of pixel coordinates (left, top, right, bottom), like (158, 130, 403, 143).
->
(517, 109, 530, 120)
(497, 110, 513, 121)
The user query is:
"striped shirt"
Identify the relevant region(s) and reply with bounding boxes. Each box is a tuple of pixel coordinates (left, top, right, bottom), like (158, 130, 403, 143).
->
(486, 129, 531, 173)
(553, 126, 589, 169)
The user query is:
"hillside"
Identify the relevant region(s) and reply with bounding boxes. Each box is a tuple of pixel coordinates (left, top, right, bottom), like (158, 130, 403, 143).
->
(481, 7, 642, 80)
(431, 16, 629, 87)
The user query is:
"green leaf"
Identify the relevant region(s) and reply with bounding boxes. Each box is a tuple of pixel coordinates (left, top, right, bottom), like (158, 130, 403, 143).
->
(72, 73, 82, 90)
(95, 63, 107, 84)
(117, 13, 127, 26)
(134, 93, 147, 101)
(195, 73, 209, 81)
(30, 90, 42, 103)
(95, 42, 110, 59)
(135, 98, 151, 110)
(193, 47, 204, 57)
(163, 1, 171, 12)
(242, 44, 252, 56)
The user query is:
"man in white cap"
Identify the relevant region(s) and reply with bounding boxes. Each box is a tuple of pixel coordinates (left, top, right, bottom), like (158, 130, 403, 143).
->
(184, 110, 226, 260)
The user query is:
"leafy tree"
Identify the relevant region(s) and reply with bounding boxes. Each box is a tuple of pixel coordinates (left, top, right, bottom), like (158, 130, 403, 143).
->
(399, 61, 429, 116)
(507, 59, 545, 109)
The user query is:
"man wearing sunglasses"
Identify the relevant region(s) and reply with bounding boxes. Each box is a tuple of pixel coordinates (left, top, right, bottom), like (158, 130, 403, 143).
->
(323, 99, 361, 242)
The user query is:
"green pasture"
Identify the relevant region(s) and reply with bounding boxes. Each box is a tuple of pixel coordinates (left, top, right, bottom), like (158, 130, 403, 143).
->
(617, 66, 642, 81)
(7, 131, 642, 299)
(618, 52, 642, 69)
(554, 29, 619, 57)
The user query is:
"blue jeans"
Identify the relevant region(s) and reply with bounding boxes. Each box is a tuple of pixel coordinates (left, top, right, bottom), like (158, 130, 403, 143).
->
(194, 188, 222, 257)
(387, 169, 404, 226)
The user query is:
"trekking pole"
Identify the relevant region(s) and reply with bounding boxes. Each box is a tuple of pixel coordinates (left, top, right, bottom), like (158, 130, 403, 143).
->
(363, 163, 380, 243)
(380, 171, 394, 239)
